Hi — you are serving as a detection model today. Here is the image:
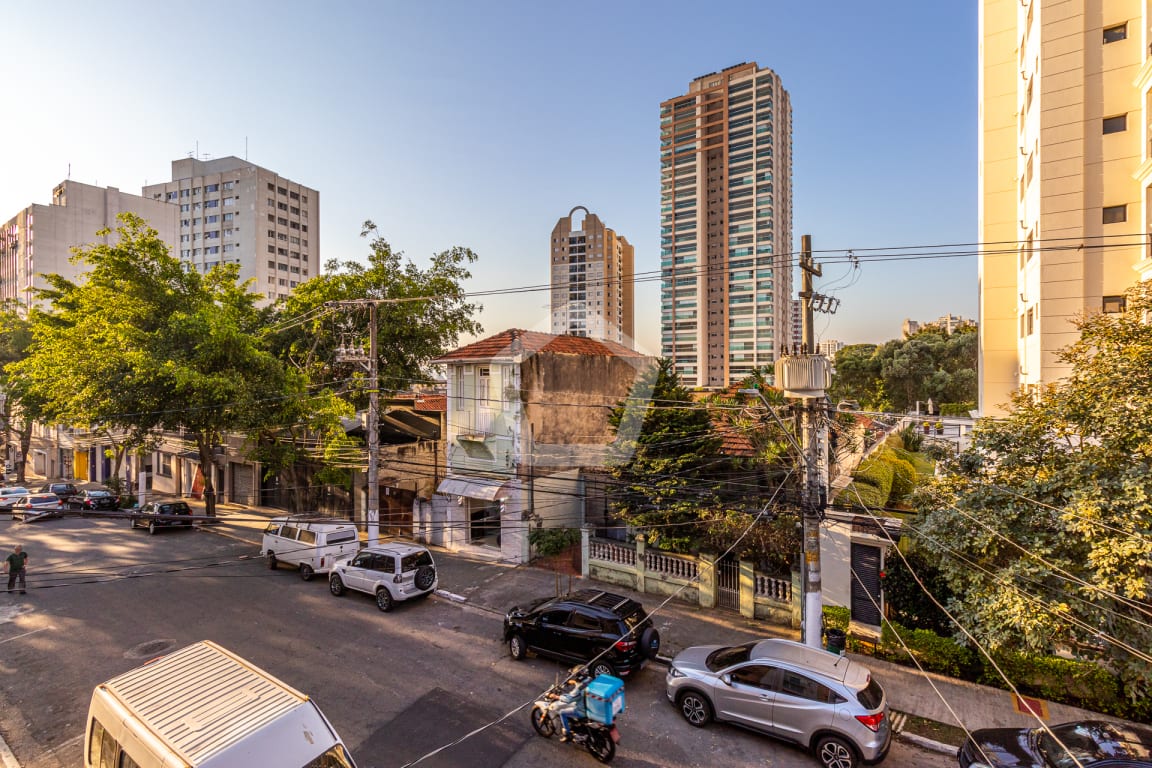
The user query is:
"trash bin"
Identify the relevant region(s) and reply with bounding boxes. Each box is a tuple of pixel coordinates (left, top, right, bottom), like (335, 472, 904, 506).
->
(824, 628, 847, 655)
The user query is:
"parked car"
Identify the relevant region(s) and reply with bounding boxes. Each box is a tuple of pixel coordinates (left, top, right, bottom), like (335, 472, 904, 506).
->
(12, 493, 67, 522)
(328, 544, 437, 612)
(504, 589, 662, 679)
(665, 638, 890, 768)
(68, 489, 120, 513)
(957, 720, 1152, 768)
(262, 517, 361, 581)
(131, 501, 194, 534)
(37, 481, 80, 500)
(0, 487, 30, 510)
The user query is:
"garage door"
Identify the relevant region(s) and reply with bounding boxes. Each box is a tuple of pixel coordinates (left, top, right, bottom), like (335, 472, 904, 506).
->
(850, 543, 882, 626)
(230, 463, 255, 505)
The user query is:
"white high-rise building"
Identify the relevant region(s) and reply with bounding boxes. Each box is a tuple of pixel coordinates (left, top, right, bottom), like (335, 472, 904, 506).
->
(549, 206, 634, 345)
(143, 157, 319, 303)
(0, 180, 179, 306)
(660, 62, 793, 387)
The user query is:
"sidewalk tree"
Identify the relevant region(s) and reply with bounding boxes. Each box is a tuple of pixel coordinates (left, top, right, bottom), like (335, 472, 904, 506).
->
(262, 220, 482, 507)
(12, 213, 298, 515)
(0, 302, 37, 483)
(918, 281, 1152, 701)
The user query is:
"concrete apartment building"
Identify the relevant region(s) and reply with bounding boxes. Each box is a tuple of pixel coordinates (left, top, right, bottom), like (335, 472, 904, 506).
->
(660, 61, 793, 387)
(0, 180, 178, 306)
(980, 1, 1152, 415)
(142, 157, 319, 303)
(549, 206, 635, 345)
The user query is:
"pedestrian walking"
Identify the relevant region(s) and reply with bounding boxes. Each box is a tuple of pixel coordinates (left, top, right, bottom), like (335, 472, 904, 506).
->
(4, 544, 28, 594)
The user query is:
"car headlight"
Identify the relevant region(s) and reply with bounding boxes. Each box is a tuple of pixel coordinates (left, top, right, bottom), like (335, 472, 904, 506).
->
(667, 666, 685, 678)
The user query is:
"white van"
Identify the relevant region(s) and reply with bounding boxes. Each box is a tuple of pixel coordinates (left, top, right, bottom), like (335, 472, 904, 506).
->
(85, 640, 356, 768)
(262, 517, 361, 581)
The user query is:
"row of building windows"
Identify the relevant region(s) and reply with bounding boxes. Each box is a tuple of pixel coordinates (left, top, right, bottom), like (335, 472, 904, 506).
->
(165, 181, 235, 201)
(266, 182, 307, 203)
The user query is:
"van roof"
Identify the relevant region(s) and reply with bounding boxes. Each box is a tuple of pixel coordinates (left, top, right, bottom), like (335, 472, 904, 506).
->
(99, 641, 315, 764)
(273, 515, 357, 527)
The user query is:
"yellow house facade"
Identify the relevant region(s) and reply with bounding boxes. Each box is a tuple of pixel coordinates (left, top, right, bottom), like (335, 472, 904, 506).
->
(979, 0, 1152, 414)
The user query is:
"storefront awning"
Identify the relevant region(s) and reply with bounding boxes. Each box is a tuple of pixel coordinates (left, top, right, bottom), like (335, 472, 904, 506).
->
(437, 476, 509, 501)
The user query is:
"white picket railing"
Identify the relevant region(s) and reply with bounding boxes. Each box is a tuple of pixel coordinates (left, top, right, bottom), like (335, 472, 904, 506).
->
(589, 539, 635, 566)
(755, 574, 792, 602)
(645, 550, 698, 581)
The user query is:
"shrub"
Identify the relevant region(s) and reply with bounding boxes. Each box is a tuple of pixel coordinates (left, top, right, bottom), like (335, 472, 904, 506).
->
(878, 621, 980, 678)
(882, 455, 917, 502)
(898, 424, 924, 452)
(940, 402, 975, 417)
(835, 481, 887, 509)
(979, 651, 1147, 720)
(854, 455, 895, 498)
(529, 526, 580, 557)
(823, 605, 850, 632)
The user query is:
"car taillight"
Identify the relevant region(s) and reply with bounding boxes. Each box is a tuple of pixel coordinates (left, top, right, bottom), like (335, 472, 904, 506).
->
(614, 638, 636, 653)
(855, 712, 885, 732)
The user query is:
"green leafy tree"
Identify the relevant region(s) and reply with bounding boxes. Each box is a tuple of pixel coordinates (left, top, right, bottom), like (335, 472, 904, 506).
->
(261, 221, 482, 508)
(918, 281, 1152, 701)
(829, 344, 884, 409)
(13, 213, 298, 515)
(0, 302, 36, 483)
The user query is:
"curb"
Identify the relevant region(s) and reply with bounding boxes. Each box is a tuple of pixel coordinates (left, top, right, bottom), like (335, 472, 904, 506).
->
(897, 731, 958, 756)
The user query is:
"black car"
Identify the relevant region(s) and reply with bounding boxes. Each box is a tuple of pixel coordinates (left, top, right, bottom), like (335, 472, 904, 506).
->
(37, 482, 79, 500)
(131, 501, 194, 534)
(503, 589, 661, 679)
(958, 720, 1152, 767)
(68, 489, 120, 513)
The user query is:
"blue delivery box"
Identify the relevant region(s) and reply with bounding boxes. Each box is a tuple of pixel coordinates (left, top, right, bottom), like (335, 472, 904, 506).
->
(584, 674, 625, 725)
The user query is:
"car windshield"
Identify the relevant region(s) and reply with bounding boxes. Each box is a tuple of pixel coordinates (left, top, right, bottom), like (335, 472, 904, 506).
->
(401, 551, 433, 571)
(1036, 722, 1151, 768)
(706, 643, 756, 672)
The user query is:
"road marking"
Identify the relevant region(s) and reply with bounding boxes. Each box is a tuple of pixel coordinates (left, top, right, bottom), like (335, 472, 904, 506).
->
(0, 627, 51, 645)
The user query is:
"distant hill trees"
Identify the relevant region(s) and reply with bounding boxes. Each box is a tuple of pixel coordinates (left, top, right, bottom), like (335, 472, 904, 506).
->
(828, 324, 976, 413)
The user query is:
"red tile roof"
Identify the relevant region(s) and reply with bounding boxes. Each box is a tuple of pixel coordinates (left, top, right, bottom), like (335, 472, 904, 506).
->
(714, 421, 758, 457)
(414, 394, 447, 412)
(435, 329, 645, 362)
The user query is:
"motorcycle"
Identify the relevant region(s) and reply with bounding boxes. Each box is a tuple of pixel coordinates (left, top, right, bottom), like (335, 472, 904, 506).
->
(529, 676, 619, 763)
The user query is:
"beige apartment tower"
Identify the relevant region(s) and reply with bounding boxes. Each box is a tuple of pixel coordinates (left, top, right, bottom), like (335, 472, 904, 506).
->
(660, 62, 793, 388)
(143, 157, 319, 303)
(980, 1, 1152, 414)
(549, 206, 634, 345)
(0, 181, 179, 306)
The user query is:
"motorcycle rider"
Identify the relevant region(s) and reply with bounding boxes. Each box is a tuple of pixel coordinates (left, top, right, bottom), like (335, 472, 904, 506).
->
(552, 669, 590, 742)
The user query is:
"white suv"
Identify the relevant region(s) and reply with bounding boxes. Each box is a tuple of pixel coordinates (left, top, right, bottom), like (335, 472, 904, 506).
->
(328, 544, 438, 612)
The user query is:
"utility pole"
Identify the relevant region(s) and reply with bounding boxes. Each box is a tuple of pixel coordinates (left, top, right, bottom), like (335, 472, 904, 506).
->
(773, 234, 836, 649)
(330, 300, 381, 546)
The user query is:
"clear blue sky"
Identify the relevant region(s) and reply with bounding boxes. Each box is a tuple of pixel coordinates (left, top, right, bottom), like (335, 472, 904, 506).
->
(2, 0, 977, 353)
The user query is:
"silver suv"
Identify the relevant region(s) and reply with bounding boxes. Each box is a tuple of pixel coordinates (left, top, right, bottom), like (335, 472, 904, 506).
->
(666, 638, 890, 768)
(328, 544, 438, 612)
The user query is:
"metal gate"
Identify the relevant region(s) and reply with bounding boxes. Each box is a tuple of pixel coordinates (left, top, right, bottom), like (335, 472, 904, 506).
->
(850, 543, 883, 626)
(717, 556, 740, 611)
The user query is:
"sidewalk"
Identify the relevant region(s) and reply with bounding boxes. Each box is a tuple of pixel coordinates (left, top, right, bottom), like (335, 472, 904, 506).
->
(188, 500, 1127, 752)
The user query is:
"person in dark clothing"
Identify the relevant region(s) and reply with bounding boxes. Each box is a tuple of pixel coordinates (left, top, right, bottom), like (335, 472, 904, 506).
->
(5, 544, 28, 594)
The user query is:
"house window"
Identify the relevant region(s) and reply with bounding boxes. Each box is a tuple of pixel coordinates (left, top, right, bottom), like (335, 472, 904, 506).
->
(452, 367, 466, 410)
(1103, 115, 1127, 134)
(1103, 205, 1127, 224)
(1103, 295, 1126, 313)
(477, 366, 491, 404)
(1103, 23, 1127, 43)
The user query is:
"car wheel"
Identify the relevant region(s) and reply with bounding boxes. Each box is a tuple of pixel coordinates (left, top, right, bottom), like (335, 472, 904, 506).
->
(529, 705, 555, 738)
(509, 634, 527, 661)
(414, 565, 436, 591)
(585, 728, 615, 763)
(814, 735, 858, 768)
(299, 564, 314, 581)
(266, 552, 278, 570)
(329, 575, 345, 596)
(148, 521, 157, 535)
(375, 587, 394, 612)
(590, 659, 616, 679)
(640, 627, 661, 659)
(677, 690, 713, 727)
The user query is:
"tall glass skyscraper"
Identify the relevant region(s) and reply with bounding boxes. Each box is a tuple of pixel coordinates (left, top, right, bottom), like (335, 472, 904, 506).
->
(660, 62, 793, 387)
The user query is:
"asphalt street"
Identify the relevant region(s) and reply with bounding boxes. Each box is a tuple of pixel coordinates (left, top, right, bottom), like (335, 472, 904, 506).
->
(0, 517, 954, 768)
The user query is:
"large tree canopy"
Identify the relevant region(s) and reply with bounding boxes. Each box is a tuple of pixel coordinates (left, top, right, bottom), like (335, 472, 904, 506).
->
(13, 213, 300, 513)
(917, 282, 1152, 699)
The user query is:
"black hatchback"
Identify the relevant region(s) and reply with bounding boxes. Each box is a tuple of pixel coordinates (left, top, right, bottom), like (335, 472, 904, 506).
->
(503, 589, 661, 679)
(958, 720, 1152, 767)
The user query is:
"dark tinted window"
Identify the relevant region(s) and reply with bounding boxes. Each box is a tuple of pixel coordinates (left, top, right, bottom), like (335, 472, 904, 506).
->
(1103, 115, 1127, 134)
(325, 530, 357, 545)
(856, 677, 884, 710)
(776, 670, 842, 703)
(706, 643, 754, 672)
(401, 551, 434, 571)
(372, 554, 396, 573)
(730, 664, 773, 689)
(568, 610, 602, 631)
(541, 609, 571, 626)
(350, 552, 372, 568)
(1104, 23, 1127, 42)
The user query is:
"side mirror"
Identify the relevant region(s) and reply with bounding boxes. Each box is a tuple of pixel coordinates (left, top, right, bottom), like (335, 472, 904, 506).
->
(720, 673, 732, 686)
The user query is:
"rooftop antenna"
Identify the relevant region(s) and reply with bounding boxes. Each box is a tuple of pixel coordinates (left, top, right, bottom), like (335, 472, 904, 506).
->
(67, 163, 71, 179)
(245, 136, 249, 161)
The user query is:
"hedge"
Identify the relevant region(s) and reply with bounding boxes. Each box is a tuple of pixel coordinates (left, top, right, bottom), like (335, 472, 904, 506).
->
(835, 480, 887, 509)
(854, 455, 894, 498)
(881, 455, 917, 502)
